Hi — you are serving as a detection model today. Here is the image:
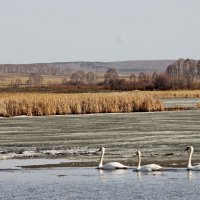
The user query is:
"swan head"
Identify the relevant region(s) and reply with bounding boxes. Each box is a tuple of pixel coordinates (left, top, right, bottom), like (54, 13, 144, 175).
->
(185, 146, 193, 152)
(99, 147, 105, 153)
(136, 150, 141, 156)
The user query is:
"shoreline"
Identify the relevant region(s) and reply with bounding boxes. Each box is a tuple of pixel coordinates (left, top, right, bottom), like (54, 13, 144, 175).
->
(0, 106, 199, 118)
(1, 158, 199, 169)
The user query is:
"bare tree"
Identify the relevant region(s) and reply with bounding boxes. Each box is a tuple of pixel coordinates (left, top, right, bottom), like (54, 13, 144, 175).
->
(166, 58, 199, 79)
(11, 79, 22, 88)
(26, 73, 43, 86)
(139, 72, 148, 82)
(86, 72, 95, 84)
(153, 74, 169, 90)
(70, 70, 85, 84)
(104, 68, 119, 85)
(76, 70, 85, 83)
(152, 72, 158, 80)
(15, 79, 22, 87)
(129, 73, 138, 82)
(62, 77, 68, 85)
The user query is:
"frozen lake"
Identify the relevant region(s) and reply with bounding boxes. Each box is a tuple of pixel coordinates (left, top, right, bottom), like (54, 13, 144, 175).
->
(0, 166, 200, 200)
(0, 109, 200, 167)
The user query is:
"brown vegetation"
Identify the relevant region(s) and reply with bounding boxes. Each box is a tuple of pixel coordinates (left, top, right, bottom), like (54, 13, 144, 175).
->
(0, 92, 164, 117)
(143, 90, 200, 99)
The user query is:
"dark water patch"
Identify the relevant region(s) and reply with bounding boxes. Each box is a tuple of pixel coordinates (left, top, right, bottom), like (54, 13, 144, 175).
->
(19, 161, 98, 169)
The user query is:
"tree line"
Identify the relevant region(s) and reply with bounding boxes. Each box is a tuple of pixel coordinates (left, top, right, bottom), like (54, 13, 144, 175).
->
(0, 64, 72, 76)
(100, 59, 200, 90)
(6, 58, 200, 90)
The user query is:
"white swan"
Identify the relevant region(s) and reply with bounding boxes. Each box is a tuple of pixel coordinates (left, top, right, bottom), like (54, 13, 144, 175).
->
(136, 150, 163, 171)
(97, 147, 129, 170)
(185, 146, 200, 171)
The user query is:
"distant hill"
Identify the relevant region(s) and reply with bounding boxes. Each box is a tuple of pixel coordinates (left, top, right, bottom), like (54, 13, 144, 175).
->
(0, 60, 175, 76)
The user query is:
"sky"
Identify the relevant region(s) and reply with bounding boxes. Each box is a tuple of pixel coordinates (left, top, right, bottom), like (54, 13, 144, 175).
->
(0, 0, 200, 64)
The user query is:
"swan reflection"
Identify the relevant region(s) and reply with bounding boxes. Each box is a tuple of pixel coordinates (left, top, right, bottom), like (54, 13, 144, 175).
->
(97, 168, 128, 182)
(187, 170, 199, 181)
(136, 171, 163, 181)
(98, 169, 127, 175)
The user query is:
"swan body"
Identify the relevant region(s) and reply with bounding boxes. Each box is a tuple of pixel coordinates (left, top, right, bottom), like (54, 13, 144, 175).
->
(138, 164, 163, 172)
(185, 146, 200, 171)
(100, 162, 128, 170)
(97, 147, 129, 170)
(136, 150, 163, 171)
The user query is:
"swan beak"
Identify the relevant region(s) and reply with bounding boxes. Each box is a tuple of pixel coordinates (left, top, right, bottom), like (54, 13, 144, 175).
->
(184, 147, 189, 151)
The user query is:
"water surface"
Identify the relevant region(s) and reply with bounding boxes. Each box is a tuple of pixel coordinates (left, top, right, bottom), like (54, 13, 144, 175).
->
(164, 98, 200, 108)
(0, 167, 200, 200)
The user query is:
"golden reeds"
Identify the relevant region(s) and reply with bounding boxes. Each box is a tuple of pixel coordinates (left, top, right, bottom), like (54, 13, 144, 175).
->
(141, 90, 200, 99)
(0, 92, 164, 117)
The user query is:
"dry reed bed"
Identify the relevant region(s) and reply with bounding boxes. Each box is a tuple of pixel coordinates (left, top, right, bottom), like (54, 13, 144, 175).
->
(142, 90, 200, 99)
(0, 92, 164, 117)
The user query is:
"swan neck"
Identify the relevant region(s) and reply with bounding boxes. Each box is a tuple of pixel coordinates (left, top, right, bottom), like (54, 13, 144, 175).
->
(137, 153, 141, 169)
(188, 148, 193, 168)
(98, 149, 104, 168)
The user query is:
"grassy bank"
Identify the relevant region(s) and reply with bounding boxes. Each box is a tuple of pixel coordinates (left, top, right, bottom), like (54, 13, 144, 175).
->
(0, 92, 164, 117)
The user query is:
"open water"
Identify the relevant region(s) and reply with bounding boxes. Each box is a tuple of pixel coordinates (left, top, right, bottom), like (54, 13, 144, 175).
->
(0, 165, 200, 200)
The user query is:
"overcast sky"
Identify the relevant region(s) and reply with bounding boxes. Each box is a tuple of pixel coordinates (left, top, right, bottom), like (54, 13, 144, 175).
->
(0, 0, 199, 63)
